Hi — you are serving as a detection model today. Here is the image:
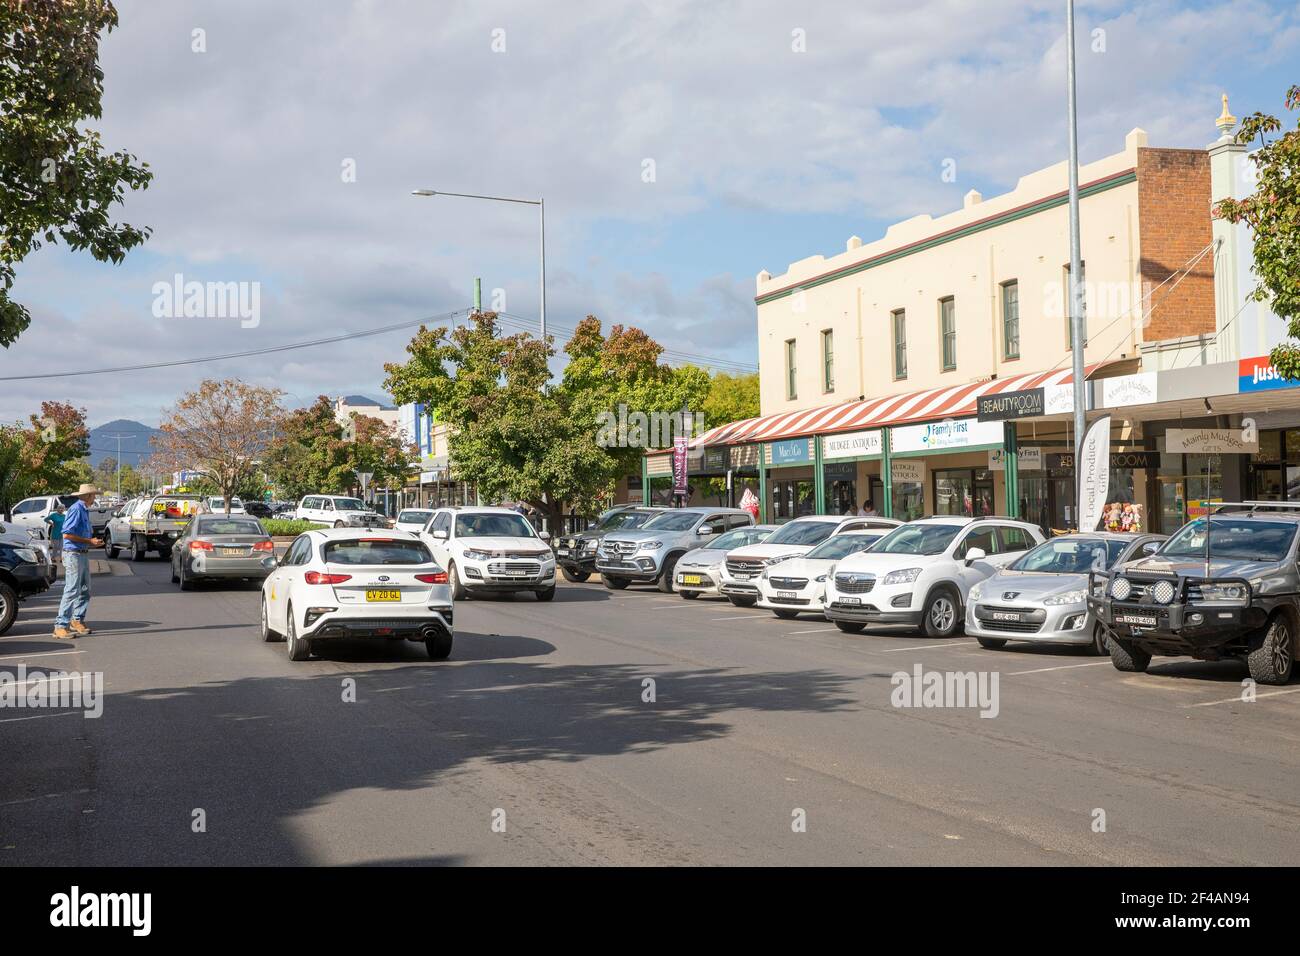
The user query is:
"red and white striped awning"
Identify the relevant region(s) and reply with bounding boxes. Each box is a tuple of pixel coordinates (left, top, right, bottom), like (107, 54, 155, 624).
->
(692, 363, 1111, 449)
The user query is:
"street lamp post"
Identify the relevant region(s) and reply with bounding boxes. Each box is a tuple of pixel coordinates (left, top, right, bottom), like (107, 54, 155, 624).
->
(410, 189, 546, 341)
(1065, 0, 1087, 529)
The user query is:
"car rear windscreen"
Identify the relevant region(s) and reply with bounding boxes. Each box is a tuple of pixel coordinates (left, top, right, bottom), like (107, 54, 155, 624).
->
(323, 539, 432, 565)
(197, 518, 264, 536)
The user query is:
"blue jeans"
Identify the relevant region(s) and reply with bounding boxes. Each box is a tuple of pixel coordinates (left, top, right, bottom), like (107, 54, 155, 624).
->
(55, 551, 91, 627)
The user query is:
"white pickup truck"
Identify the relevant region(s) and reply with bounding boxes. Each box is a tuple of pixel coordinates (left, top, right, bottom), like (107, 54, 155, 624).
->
(9, 494, 113, 537)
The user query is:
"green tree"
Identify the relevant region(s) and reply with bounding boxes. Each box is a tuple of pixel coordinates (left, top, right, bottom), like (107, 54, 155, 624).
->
(1217, 84, 1300, 377)
(384, 312, 711, 527)
(0, 0, 153, 347)
(0, 401, 90, 517)
(701, 370, 760, 430)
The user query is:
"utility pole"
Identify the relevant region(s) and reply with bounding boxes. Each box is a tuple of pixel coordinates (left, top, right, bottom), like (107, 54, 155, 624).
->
(1066, 0, 1087, 529)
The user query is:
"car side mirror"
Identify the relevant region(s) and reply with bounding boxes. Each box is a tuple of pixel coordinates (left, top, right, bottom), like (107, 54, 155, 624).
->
(261, 555, 278, 571)
(964, 547, 987, 565)
(539, 531, 551, 542)
(697, 527, 714, 536)
(432, 529, 449, 541)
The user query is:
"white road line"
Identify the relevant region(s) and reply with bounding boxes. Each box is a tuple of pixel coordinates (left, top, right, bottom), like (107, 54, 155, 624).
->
(707, 614, 767, 622)
(1007, 661, 1112, 675)
(789, 627, 840, 634)
(0, 650, 83, 661)
(1188, 687, 1300, 708)
(0, 710, 82, 724)
(878, 642, 973, 652)
(651, 603, 706, 610)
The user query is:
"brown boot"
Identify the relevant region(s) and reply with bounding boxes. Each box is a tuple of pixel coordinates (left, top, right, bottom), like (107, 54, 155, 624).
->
(52, 626, 77, 640)
(69, 620, 91, 635)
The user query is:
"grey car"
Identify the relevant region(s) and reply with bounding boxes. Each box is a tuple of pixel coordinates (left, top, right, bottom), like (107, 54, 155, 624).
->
(171, 513, 276, 590)
(596, 506, 754, 592)
(966, 532, 1165, 654)
(673, 524, 779, 599)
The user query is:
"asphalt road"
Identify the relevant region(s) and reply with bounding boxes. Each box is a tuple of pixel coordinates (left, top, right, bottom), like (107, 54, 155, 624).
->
(2, 556, 1299, 866)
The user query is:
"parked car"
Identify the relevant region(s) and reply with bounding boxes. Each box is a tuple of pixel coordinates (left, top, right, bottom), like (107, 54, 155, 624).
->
(1089, 506, 1300, 684)
(206, 496, 246, 515)
(394, 509, 435, 534)
(596, 507, 754, 592)
(420, 506, 556, 600)
(260, 529, 453, 661)
(294, 495, 387, 529)
(0, 535, 51, 634)
(966, 532, 1165, 654)
(755, 529, 889, 618)
(556, 506, 667, 583)
(823, 517, 1046, 637)
(9, 494, 113, 536)
(0, 522, 56, 585)
(718, 515, 901, 607)
(170, 513, 276, 590)
(105, 494, 204, 560)
(244, 501, 273, 520)
(674, 524, 779, 598)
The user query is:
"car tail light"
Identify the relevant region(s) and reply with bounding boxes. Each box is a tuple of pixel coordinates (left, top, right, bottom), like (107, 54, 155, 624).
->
(304, 571, 352, 585)
(252, 540, 274, 552)
(189, 540, 214, 552)
(416, 572, 448, 584)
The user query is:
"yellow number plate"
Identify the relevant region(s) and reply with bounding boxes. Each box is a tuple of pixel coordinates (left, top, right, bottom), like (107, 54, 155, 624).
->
(365, 589, 401, 602)
(681, 574, 703, 586)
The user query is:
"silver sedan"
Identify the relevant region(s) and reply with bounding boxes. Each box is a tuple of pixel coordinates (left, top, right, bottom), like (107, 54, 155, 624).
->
(171, 514, 276, 590)
(966, 532, 1166, 654)
(673, 525, 779, 598)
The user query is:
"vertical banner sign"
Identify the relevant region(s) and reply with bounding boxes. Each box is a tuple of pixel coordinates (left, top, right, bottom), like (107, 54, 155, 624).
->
(672, 436, 689, 497)
(1077, 415, 1111, 532)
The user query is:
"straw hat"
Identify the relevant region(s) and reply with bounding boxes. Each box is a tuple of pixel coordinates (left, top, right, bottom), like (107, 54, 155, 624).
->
(75, 483, 102, 496)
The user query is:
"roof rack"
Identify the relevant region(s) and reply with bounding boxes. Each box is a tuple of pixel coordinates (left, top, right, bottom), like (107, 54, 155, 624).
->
(1206, 501, 1300, 516)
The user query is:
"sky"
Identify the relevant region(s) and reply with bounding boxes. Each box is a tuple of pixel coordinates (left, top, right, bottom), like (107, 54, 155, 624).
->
(2, 0, 1297, 430)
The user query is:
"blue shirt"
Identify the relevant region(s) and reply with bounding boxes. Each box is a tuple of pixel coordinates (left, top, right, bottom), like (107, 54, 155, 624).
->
(62, 501, 92, 551)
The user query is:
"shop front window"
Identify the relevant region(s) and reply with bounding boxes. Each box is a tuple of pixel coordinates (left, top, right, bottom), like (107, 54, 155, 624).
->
(1250, 428, 1300, 501)
(934, 468, 994, 517)
(771, 479, 815, 520)
(892, 482, 924, 521)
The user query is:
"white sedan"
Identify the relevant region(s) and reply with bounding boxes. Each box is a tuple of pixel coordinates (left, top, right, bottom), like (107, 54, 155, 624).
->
(259, 529, 454, 662)
(755, 529, 887, 618)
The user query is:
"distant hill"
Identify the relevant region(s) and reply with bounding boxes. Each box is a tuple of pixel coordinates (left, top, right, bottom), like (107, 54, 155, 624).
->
(88, 419, 159, 467)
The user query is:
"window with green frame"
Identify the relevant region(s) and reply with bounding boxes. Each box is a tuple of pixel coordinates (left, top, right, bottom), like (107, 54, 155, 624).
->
(784, 339, 797, 399)
(820, 329, 834, 392)
(1001, 281, 1019, 360)
(892, 309, 907, 379)
(939, 297, 956, 371)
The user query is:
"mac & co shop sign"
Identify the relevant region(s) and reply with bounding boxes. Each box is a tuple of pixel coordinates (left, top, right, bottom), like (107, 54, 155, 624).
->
(1049, 450, 1160, 470)
(977, 388, 1044, 421)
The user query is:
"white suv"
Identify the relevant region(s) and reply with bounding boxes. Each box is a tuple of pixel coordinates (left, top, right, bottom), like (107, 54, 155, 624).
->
(718, 514, 901, 607)
(823, 517, 1045, 637)
(420, 507, 556, 600)
(295, 495, 385, 529)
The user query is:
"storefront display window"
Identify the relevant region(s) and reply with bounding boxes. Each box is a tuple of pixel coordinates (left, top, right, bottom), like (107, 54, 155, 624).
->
(892, 482, 924, 520)
(934, 468, 994, 517)
(771, 479, 815, 520)
(1251, 428, 1300, 501)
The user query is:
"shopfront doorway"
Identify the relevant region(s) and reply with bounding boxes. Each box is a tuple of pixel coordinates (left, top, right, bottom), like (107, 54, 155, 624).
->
(933, 468, 995, 517)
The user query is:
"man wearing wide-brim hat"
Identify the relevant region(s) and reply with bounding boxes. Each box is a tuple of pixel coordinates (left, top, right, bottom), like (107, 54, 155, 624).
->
(53, 483, 104, 639)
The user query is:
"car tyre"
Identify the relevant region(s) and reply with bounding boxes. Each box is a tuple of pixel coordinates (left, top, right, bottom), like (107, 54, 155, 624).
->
(0, 582, 17, 636)
(179, 562, 195, 591)
(1091, 623, 1111, 656)
(170, 560, 179, 584)
(561, 567, 590, 583)
(285, 603, 311, 661)
(602, 574, 629, 590)
(680, 590, 699, 600)
(448, 562, 468, 601)
(333, 520, 344, 529)
(727, 594, 757, 608)
(1247, 614, 1295, 686)
(535, 586, 556, 601)
(260, 597, 280, 642)
(657, 555, 679, 593)
(131, 534, 146, 561)
(835, 621, 865, 634)
(105, 535, 120, 560)
(922, 586, 961, 638)
(1108, 636, 1150, 673)
(976, 636, 1007, 650)
(425, 629, 453, 660)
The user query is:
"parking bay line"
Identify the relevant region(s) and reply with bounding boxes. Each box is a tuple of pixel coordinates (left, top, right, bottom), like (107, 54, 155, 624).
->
(1006, 661, 1112, 676)
(1188, 686, 1300, 708)
(789, 627, 841, 634)
(0, 650, 83, 661)
(878, 642, 975, 652)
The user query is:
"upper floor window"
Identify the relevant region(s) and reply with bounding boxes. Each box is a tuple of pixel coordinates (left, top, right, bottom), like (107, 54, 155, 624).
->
(1064, 261, 1088, 348)
(1001, 281, 1020, 360)
(820, 329, 834, 392)
(784, 339, 797, 400)
(939, 297, 957, 371)
(892, 309, 907, 380)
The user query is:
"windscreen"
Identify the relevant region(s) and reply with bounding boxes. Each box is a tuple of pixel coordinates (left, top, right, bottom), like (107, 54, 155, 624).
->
(806, 534, 882, 560)
(1161, 518, 1297, 563)
(872, 524, 962, 556)
(323, 538, 432, 565)
(1011, 537, 1121, 573)
(332, 498, 364, 512)
(196, 517, 264, 536)
(705, 527, 769, 550)
(642, 511, 702, 532)
(454, 513, 538, 538)
(397, 510, 433, 525)
(765, 520, 836, 547)
(598, 510, 657, 532)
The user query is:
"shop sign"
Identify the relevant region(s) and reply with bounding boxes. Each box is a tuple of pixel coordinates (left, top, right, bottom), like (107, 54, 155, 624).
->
(1101, 373, 1157, 408)
(977, 388, 1043, 421)
(891, 460, 926, 484)
(891, 417, 1005, 454)
(703, 447, 727, 472)
(1077, 416, 1112, 533)
(672, 437, 689, 494)
(822, 462, 856, 480)
(988, 447, 1042, 471)
(822, 429, 883, 459)
(729, 444, 759, 468)
(769, 437, 811, 465)
(1239, 356, 1297, 393)
(1043, 383, 1080, 415)
(1049, 450, 1160, 470)
(1165, 428, 1258, 455)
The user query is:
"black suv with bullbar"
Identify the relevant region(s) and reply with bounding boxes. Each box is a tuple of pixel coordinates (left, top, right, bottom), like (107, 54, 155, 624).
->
(1088, 503, 1300, 685)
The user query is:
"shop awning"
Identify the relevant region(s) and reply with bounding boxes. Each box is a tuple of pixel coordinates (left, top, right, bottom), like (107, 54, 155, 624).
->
(693, 362, 1115, 448)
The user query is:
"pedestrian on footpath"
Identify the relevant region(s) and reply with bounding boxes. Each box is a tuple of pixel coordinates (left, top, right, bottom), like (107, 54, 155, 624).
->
(44, 503, 66, 566)
(53, 484, 104, 640)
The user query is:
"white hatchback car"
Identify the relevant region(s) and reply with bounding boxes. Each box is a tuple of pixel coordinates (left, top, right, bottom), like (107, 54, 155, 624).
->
(259, 529, 454, 661)
(755, 529, 889, 618)
(823, 517, 1045, 637)
(394, 509, 435, 534)
(419, 507, 556, 600)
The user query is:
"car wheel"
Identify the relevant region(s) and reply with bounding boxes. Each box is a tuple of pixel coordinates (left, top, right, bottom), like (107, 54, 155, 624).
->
(170, 559, 179, 584)
(285, 603, 311, 661)
(922, 587, 960, 638)
(106, 535, 119, 560)
(333, 520, 344, 529)
(602, 575, 629, 590)
(680, 590, 699, 600)
(131, 535, 146, 561)
(1091, 622, 1111, 656)
(535, 586, 556, 602)
(260, 597, 280, 642)
(179, 562, 194, 591)
(835, 621, 865, 634)
(1247, 614, 1296, 686)
(561, 567, 590, 583)
(727, 594, 757, 608)
(1108, 636, 1150, 673)
(657, 555, 679, 593)
(976, 636, 1007, 650)
(0, 582, 17, 636)
(425, 629, 453, 660)
(448, 563, 467, 601)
